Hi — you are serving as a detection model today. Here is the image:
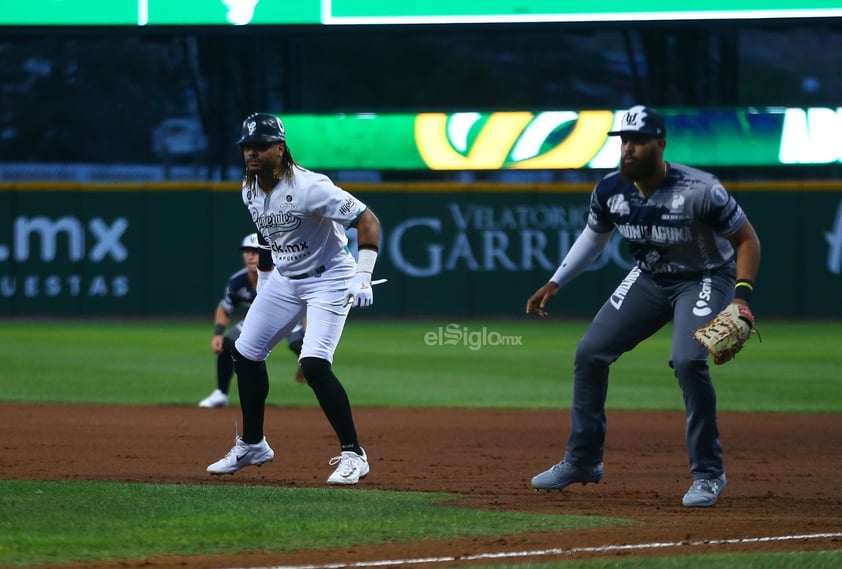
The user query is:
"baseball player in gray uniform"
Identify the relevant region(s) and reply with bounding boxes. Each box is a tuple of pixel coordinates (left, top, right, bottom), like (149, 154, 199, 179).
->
(526, 105, 761, 507)
(207, 113, 382, 485)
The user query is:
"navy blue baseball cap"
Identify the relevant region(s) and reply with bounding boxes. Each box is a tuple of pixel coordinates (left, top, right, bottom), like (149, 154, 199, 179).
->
(608, 105, 666, 138)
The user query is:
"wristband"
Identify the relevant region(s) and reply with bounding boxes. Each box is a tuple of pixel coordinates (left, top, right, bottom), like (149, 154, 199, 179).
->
(734, 279, 754, 302)
(214, 324, 225, 336)
(356, 249, 378, 274)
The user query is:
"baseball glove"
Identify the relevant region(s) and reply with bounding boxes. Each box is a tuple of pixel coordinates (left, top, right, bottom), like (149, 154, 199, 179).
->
(692, 302, 758, 365)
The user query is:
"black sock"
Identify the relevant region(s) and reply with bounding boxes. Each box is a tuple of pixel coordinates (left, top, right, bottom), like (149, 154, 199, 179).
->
(232, 346, 269, 444)
(300, 357, 360, 453)
(340, 443, 364, 455)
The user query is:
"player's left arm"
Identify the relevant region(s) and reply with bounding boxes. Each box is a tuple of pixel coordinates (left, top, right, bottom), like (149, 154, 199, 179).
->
(693, 219, 762, 364)
(346, 208, 382, 308)
(727, 219, 761, 305)
(350, 208, 381, 252)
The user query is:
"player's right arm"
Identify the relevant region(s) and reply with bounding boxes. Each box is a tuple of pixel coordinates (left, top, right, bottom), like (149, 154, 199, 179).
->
(526, 226, 612, 317)
(211, 305, 231, 354)
(526, 184, 615, 318)
(256, 232, 274, 292)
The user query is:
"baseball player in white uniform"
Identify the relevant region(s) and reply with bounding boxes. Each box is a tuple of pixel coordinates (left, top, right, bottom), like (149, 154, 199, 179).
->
(207, 113, 382, 485)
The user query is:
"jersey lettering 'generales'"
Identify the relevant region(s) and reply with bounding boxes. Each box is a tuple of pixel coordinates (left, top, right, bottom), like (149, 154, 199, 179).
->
(589, 163, 746, 275)
(243, 165, 367, 275)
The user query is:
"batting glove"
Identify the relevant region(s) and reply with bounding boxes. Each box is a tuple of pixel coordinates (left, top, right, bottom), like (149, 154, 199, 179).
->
(346, 272, 374, 308)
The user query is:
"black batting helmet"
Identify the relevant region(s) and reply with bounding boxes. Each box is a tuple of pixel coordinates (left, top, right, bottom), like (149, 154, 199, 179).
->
(236, 113, 286, 145)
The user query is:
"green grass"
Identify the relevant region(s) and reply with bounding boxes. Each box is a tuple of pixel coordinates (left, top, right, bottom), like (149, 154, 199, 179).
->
(0, 318, 840, 567)
(0, 480, 624, 567)
(0, 319, 840, 412)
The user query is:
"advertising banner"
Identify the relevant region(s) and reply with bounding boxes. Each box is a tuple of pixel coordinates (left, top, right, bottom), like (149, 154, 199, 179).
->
(1, 182, 840, 318)
(282, 108, 842, 170)
(3, 0, 840, 26)
(325, 0, 842, 24)
(3, 108, 840, 172)
(0, 187, 255, 315)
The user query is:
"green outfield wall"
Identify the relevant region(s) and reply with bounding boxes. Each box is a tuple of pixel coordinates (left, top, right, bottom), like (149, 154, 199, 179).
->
(1, 181, 840, 318)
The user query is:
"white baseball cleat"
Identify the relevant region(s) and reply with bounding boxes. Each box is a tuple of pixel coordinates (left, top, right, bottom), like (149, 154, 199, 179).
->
(327, 448, 369, 485)
(207, 436, 274, 475)
(198, 389, 228, 408)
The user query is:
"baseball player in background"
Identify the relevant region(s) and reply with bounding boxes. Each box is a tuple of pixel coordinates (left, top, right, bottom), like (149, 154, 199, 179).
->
(526, 105, 761, 507)
(199, 233, 306, 409)
(207, 113, 382, 486)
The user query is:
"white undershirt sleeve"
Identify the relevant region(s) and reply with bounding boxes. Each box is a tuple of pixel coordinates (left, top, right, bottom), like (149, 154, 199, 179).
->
(550, 226, 613, 288)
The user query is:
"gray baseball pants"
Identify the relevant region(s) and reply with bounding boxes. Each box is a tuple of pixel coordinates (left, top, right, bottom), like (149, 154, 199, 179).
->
(564, 264, 736, 479)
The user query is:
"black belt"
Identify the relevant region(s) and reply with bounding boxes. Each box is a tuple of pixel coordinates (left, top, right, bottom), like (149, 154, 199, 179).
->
(286, 265, 327, 280)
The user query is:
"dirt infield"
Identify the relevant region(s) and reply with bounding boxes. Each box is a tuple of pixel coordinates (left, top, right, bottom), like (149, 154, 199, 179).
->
(3, 403, 841, 568)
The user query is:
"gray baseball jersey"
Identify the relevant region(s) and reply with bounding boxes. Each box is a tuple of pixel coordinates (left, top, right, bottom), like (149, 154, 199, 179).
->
(243, 165, 367, 275)
(588, 162, 746, 275)
(218, 267, 256, 318)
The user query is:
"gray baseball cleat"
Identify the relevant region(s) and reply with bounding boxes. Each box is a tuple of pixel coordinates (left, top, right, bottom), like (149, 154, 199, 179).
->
(682, 474, 727, 507)
(531, 460, 604, 490)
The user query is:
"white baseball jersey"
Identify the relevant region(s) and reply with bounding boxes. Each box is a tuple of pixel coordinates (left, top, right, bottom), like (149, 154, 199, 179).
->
(242, 165, 367, 275)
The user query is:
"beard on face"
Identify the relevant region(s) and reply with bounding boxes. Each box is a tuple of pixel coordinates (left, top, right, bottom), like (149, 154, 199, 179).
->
(245, 156, 278, 176)
(619, 149, 658, 182)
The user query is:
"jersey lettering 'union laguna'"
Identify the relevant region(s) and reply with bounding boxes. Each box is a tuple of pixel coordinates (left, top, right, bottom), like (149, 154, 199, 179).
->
(615, 224, 693, 243)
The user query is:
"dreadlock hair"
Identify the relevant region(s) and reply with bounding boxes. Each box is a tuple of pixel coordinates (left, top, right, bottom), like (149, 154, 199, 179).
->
(243, 145, 298, 191)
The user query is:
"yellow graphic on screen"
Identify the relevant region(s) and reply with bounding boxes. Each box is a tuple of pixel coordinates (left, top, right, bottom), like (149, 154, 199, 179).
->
(415, 111, 614, 170)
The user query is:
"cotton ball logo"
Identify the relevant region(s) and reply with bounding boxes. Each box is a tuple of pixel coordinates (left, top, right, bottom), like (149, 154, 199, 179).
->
(222, 0, 260, 25)
(693, 300, 712, 317)
(693, 276, 713, 317)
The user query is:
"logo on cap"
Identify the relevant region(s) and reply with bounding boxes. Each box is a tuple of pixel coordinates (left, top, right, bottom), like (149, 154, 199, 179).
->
(623, 110, 646, 129)
(608, 105, 666, 137)
(247, 121, 257, 135)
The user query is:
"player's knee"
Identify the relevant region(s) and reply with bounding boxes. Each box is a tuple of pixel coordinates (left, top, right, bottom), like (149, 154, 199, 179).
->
(232, 345, 261, 371)
(574, 336, 611, 369)
(670, 355, 708, 379)
(299, 357, 332, 385)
